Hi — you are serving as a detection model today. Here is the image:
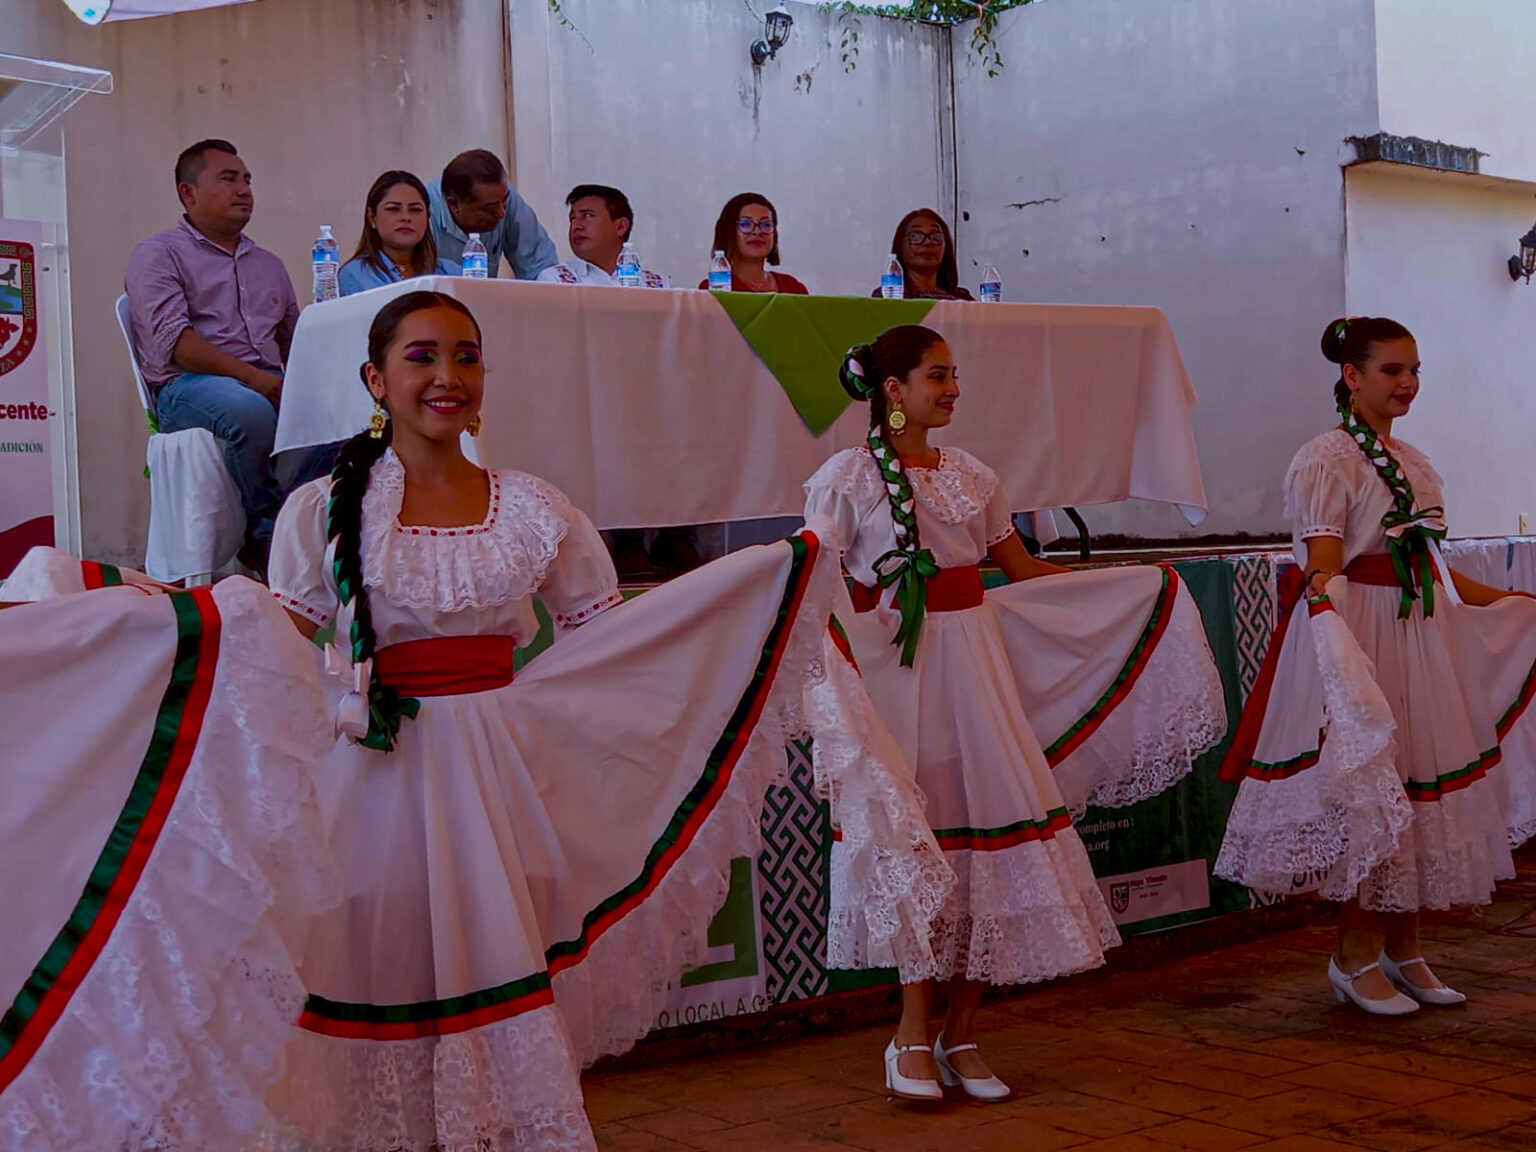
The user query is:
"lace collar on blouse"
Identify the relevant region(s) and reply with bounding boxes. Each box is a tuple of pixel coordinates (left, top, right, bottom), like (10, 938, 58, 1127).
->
(821, 446, 999, 526)
(359, 449, 573, 611)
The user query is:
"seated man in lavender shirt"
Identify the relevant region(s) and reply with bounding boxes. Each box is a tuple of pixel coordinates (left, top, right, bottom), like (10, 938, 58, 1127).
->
(125, 139, 298, 570)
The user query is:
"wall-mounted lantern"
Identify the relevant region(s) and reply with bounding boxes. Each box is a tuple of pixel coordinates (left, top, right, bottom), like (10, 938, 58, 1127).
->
(1508, 224, 1536, 282)
(751, 5, 794, 66)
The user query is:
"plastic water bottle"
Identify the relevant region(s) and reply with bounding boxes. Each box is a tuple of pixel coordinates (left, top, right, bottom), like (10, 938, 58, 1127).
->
(311, 225, 339, 303)
(880, 254, 904, 299)
(708, 249, 732, 292)
(461, 233, 489, 279)
(616, 242, 642, 288)
(979, 265, 1003, 303)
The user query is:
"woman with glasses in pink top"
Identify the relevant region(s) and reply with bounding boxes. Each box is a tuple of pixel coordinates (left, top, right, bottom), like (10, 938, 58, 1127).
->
(698, 192, 810, 294)
(877, 209, 974, 301)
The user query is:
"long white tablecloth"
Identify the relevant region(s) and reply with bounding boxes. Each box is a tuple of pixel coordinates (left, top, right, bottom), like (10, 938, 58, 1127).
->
(275, 279, 1208, 530)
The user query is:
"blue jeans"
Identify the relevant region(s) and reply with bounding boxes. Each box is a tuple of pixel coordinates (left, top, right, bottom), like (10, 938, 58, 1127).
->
(155, 372, 281, 551)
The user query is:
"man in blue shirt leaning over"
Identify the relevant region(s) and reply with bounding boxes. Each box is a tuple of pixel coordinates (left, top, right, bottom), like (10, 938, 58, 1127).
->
(427, 149, 558, 280)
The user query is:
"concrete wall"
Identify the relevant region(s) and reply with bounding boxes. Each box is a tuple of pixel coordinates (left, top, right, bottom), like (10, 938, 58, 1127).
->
(5, 0, 509, 563)
(507, 0, 949, 296)
(1345, 164, 1536, 537)
(16, 0, 1535, 556)
(951, 0, 1381, 539)
(1374, 0, 1536, 183)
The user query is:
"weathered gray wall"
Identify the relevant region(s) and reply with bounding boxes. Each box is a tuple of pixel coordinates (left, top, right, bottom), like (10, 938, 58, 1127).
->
(21, 0, 1533, 555)
(508, 0, 950, 295)
(952, 0, 1381, 538)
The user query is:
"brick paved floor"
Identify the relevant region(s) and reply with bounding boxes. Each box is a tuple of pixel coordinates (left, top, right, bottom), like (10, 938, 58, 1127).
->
(584, 853, 1536, 1151)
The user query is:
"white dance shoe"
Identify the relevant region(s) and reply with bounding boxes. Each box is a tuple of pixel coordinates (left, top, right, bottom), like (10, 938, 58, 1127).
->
(884, 1039, 943, 1102)
(1379, 952, 1467, 1006)
(933, 1033, 1010, 1101)
(1327, 956, 1418, 1016)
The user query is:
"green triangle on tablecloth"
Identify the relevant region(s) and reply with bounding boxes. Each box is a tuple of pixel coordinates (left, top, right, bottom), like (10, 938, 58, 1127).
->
(711, 293, 936, 436)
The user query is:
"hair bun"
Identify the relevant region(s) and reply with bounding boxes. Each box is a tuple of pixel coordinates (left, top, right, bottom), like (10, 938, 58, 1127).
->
(840, 343, 876, 401)
(1320, 317, 1350, 364)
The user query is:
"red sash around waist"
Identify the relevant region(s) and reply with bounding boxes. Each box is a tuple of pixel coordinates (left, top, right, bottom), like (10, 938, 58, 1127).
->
(850, 564, 984, 615)
(374, 636, 515, 696)
(1341, 551, 1442, 589)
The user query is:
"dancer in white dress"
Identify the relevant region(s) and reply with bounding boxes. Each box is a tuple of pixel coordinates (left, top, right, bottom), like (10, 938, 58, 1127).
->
(261, 292, 949, 1151)
(804, 326, 1225, 1102)
(1216, 316, 1536, 1015)
(0, 293, 949, 1152)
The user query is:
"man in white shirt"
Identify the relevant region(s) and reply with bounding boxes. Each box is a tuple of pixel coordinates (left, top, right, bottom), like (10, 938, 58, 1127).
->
(536, 184, 671, 288)
(538, 184, 692, 575)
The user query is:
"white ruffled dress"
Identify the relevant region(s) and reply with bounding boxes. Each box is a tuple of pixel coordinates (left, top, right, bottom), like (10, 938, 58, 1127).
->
(0, 551, 337, 1152)
(262, 450, 950, 1152)
(1216, 430, 1536, 910)
(805, 447, 1226, 985)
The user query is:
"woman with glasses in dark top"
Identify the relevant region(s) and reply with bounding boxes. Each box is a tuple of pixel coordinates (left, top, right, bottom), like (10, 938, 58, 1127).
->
(698, 192, 810, 294)
(877, 209, 974, 301)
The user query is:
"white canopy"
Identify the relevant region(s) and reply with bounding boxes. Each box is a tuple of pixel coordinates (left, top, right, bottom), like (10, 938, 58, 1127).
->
(59, 0, 254, 25)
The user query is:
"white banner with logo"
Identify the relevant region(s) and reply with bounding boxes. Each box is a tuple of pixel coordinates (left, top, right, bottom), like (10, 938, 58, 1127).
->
(0, 219, 52, 579)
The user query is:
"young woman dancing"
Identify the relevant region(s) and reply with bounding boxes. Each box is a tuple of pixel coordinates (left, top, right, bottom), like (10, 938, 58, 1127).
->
(805, 325, 1224, 1102)
(1217, 316, 1536, 1015)
(0, 293, 947, 1151)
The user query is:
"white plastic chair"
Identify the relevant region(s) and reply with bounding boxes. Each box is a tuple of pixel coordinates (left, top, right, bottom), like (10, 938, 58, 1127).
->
(115, 294, 245, 585)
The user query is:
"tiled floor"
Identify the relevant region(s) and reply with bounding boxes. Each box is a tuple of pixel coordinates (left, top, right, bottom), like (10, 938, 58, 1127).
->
(584, 853, 1536, 1151)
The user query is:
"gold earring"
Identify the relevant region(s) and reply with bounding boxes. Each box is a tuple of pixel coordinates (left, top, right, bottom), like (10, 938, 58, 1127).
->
(468, 413, 482, 437)
(368, 400, 388, 439)
(887, 406, 907, 433)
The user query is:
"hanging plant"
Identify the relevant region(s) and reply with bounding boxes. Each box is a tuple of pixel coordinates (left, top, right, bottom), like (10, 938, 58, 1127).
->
(822, 0, 1034, 77)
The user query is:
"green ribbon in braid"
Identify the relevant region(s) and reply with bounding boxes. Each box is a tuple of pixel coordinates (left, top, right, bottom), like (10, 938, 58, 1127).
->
(843, 345, 937, 667)
(326, 445, 421, 752)
(1336, 396, 1447, 618)
(865, 425, 940, 666)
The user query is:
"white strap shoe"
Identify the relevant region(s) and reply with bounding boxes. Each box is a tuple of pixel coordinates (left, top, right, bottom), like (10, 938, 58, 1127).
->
(1379, 952, 1467, 1005)
(884, 1039, 943, 1102)
(933, 1032, 1010, 1101)
(1327, 956, 1418, 1016)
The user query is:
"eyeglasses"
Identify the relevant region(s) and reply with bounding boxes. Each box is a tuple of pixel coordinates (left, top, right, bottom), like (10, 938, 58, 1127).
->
(736, 218, 777, 234)
(905, 230, 945, 247)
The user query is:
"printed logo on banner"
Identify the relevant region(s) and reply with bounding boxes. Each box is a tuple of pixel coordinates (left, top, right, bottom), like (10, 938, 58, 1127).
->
(0, 222, 52, 580)
(1097, 860, 1210, 926)
(0, 242, 38, 377)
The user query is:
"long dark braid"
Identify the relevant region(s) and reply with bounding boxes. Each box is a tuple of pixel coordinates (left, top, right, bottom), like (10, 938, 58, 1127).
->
(327, 290, 481, 750)
(839, 325, 946, 666)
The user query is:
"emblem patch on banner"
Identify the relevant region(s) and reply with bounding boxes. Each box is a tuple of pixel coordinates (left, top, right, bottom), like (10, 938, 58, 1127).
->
(0, 242, 38, 377)
(1109, 882, 1131, 915)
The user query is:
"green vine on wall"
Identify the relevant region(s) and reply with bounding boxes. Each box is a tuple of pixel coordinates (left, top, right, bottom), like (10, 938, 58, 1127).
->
(546, 0, 593, 50)
(827, 0, 1035, 77)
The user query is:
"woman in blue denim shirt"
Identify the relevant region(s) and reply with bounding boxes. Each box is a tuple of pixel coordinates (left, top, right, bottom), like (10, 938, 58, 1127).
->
(339, 170, 459, 295)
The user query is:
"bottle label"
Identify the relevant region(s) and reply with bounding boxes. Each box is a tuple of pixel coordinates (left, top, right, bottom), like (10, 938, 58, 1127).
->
(709, 271, 731, 290)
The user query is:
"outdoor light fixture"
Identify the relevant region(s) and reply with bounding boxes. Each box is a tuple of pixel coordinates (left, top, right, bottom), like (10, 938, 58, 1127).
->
(751, 5, 794, 66)
(1508, 223, 1536, 282)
